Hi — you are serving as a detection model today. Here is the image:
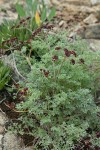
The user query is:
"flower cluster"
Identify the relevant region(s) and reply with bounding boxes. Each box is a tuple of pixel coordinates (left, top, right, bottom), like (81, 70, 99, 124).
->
(64, 48, 77, 57)
(40, 69, 50, 77)
(19, 87, 28, 96)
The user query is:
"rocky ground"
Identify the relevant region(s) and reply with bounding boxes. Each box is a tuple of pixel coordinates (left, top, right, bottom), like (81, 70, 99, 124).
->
(0, 0, 100, 150)
(52, 0, 100, 51)
(0, 109, 33, 150)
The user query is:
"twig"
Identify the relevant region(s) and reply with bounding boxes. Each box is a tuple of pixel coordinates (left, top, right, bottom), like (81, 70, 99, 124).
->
(4, 102, 28, 113)
(0, 96, 6, 104)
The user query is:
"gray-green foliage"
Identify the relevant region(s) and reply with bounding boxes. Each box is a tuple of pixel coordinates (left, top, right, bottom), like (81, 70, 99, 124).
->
(10, 33, 100, 150)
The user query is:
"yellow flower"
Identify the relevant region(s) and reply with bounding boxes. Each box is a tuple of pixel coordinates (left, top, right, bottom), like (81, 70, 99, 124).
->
(35, 11, 41, 26)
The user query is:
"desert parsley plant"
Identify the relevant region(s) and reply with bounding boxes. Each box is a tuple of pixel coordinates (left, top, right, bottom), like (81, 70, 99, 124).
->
(10, 32, 100, 150)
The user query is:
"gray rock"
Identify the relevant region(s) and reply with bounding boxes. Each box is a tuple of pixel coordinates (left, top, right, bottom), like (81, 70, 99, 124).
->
(3, 132, 33, 150)
(91, 0, 100, 5)
(87, 39, 100, 51)
(0, 126, 5, 134)
(0, 146, 2, 150)
(83, 14, 98, 24)
(84, 24, 100, 39)
(79, 24, 100, 39)
(3, 133, 24, 150)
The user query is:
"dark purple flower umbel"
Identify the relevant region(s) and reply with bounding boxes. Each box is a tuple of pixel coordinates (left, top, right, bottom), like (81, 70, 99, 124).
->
(64, 49, 77, 57)
(55, 47, 61, 50)
(96, 132, 100, 138)
(70, 50, 77, 57)
(64, 49, 71, 57)
(71, 59, 75, 65)
(52, 55, 58, 61)
(43, 70, 49, 77)
(79, 58, 85, 64)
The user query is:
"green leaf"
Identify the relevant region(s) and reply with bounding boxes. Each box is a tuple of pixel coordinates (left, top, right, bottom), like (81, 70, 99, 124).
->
(32, 0, 38, 14)
(0, 61, 10, 90)
(15, 3, 26, 17)
(48, 7, 56, 21)
(41, 7, 47, 22)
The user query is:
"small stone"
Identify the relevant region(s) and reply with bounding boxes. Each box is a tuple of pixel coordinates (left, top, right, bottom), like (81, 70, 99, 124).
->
(0, 126, 5, 134)
(53, 27, 59, 32)
(83, 14, 98, 24)
(59, 20, 65, 27)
